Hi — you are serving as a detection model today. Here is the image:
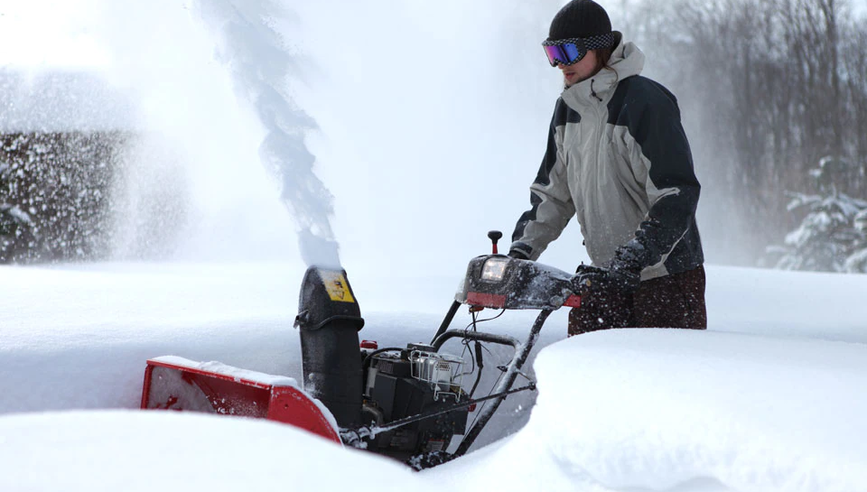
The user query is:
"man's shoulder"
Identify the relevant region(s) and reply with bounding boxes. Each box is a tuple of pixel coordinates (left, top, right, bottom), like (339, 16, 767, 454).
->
(608, 75, 680, 124)
(615, 75, 679, 108)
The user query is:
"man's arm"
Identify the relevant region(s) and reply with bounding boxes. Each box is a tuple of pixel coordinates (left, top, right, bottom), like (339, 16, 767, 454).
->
(510, 100, 575, 261)
(615, 84, 700, 273)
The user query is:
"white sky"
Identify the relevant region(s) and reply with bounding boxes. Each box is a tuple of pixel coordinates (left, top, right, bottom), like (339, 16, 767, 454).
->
(0, 0, 109, 68)
(2, 0, 865, 68)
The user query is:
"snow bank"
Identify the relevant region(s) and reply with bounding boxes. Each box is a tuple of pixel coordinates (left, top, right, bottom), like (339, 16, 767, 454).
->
(433, 329, 867, 491)
(0, 262, 307, 414)
(3, 262, 867, 491)
(0, 410, 431, 492)
(706, 265, 867, 344)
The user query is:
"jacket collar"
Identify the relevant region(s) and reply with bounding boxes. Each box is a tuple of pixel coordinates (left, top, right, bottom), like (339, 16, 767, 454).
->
(561, 35, 645, 110)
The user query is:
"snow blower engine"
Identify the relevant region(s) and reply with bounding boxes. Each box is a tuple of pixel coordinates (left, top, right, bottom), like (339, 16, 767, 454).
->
(141, 231, 583, 469)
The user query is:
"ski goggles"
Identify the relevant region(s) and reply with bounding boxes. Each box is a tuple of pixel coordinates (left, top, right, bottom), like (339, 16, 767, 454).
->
(542, 33, 616, 67)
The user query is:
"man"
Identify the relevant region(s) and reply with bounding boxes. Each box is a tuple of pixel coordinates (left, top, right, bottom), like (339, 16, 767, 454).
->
(508, 0, 707, 336)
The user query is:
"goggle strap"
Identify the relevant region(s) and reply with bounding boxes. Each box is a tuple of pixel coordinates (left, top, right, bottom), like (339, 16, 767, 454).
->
(542, 33, 615, 51)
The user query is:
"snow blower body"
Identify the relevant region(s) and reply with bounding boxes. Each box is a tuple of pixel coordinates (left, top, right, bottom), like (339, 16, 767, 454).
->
(141, 231, 582, 468)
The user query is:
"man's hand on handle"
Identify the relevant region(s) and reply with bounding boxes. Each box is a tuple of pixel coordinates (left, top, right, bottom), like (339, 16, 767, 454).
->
(572, 244, 644, 294)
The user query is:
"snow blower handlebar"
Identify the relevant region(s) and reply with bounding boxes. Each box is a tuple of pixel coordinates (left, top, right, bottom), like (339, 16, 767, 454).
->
(454, 254, 582, 311)
(419, 233, 581, 460)
(434, 230, 582, 341)
(431, 308, 550, 458)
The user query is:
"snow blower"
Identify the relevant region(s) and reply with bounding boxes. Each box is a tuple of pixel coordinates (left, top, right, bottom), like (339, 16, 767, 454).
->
(141, 231, 582, 469)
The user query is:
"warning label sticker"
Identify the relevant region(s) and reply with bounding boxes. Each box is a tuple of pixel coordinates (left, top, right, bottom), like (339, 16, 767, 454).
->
(320, 271, 356, 303)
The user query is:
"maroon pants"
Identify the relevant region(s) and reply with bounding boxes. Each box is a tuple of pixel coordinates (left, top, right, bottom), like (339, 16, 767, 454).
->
(568, 265, 707, 336)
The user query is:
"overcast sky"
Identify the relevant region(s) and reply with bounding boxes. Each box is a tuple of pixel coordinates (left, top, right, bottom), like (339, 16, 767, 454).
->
(2, 0, 865, 68)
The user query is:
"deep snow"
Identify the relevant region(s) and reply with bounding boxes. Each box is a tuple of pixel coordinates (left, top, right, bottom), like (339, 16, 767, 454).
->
(2, 1, 867, 491)
(2, 261, 866, 491)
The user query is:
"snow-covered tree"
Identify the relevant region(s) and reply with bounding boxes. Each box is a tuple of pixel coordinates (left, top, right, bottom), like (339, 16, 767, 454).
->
(845, 210, 867, 272)
(0, 157, 37, 262)
(0, 201, 37, 263)
(0, 132, 123, 264)
(766, 157, 867, 273)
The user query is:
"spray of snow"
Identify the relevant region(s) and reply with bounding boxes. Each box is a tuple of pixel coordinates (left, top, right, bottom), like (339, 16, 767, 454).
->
(91, 0, 297, 262)
(193, 0, 341, 269)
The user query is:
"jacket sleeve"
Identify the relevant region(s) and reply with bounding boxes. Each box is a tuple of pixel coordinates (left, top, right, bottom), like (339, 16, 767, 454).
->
(618, 89, 700, 270)
(509, 102, 575, 261)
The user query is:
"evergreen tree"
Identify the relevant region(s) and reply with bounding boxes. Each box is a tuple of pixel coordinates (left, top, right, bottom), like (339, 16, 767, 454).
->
(845, 210, 867, 272)
(766, 157, 867, 273)
(0, 159, 37, 262)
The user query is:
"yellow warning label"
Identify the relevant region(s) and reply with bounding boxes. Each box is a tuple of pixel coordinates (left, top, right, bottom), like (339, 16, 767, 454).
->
(321, 271, 356, 303)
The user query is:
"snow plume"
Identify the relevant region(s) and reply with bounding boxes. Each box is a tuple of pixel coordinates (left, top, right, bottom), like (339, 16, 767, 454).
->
(91, 0, 298, 262)
(194, 1, 341, 269)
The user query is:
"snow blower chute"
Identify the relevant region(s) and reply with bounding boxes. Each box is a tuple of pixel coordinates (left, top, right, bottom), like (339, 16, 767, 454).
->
(141, 231, 583, 469)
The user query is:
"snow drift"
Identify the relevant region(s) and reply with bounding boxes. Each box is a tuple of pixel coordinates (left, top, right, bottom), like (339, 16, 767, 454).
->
(2, 262, 866, 491)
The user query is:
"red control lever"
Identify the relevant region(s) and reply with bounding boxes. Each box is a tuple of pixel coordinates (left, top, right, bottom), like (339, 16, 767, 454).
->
(488, 230, 503, 255)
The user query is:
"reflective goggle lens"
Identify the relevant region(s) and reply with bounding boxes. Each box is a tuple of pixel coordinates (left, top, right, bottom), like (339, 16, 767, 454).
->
(543, 42, 585, 67)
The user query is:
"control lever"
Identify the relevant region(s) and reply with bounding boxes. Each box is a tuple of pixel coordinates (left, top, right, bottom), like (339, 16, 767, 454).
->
(488, 230, 503, 255)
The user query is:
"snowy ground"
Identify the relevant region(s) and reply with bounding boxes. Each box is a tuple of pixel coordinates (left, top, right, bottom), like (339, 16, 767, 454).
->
(2, 260, 866, 491)
(3, 0, 866, 490)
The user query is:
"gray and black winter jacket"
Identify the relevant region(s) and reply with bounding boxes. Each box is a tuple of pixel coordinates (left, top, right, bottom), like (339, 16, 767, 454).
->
(510, 36, 703, 280)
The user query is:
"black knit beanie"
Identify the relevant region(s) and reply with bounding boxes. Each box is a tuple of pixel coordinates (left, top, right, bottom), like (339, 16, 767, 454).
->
(548, 0, 612, 41)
